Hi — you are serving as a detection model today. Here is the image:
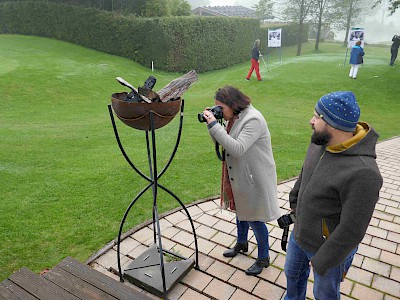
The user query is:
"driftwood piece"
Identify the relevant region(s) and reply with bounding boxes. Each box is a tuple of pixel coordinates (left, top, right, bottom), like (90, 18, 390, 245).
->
(116, 77, 152, 103)
(157, 70, 198, 102)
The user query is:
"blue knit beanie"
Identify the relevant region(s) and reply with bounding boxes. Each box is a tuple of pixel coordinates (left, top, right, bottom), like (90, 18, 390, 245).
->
(315, 91, 360, 132)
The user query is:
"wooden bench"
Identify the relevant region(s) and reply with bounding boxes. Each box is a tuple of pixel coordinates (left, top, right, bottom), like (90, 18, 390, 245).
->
(0, 257, 153, 300)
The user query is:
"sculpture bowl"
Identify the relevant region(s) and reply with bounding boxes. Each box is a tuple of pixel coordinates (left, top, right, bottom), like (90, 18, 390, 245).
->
(111, 92, 181, 130)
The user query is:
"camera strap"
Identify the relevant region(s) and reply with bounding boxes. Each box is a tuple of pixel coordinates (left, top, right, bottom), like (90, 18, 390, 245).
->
(215, 142, 225, 161)
(281, 227, 290, 252)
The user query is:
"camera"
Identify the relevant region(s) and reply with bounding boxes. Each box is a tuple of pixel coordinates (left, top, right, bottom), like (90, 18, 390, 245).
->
(277, 212, 295, 252)
(277, 212, 296, 229)
(198, 105, 224, 123)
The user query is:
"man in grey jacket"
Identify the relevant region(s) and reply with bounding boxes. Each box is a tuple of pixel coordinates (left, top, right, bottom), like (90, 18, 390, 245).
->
(284, 91, 383, 300)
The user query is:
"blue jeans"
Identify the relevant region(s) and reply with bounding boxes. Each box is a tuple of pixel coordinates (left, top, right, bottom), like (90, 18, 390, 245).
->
(236, 217, 269, 259)
(284, 234, 357, 300)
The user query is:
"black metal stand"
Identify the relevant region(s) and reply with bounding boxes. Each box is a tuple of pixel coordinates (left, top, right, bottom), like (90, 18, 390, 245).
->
(108, 100, 199, 299)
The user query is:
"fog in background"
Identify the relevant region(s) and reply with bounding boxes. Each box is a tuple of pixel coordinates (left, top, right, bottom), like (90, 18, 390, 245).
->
(207, 0, 400, 44)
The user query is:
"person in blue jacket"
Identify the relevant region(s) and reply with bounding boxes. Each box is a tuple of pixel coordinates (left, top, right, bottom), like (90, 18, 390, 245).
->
(349, 41, 364, 79)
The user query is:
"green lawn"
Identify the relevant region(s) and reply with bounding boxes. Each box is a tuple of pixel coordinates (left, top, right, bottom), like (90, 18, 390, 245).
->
(0, 34, 399, 280)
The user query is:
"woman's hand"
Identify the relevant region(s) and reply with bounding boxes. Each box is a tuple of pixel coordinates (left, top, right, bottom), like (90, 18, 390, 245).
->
(202, 108, 216, 124)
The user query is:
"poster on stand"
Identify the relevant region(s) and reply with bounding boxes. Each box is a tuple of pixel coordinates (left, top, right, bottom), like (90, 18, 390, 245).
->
(268, 29, 282, 48)
(348, 28, 365, 48)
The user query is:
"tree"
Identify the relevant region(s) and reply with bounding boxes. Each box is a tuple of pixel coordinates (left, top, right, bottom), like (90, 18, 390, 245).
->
(331, 0, 369, 47)
(186, 0, 210, 9)
(252, 0, 274, 20)
(169, 0, 192, 16)
(310, 0, 336, 51)
(373, 0, 399, 14)
(145, 0, 170, 17)
(282, 0, 314, 56)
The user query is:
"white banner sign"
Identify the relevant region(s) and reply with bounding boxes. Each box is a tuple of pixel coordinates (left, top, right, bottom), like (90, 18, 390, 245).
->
(348, 28, 365, 48)
(268, 29, 282, 48)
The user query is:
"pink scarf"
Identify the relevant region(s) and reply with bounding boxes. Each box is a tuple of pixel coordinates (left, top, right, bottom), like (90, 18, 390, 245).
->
(220, 115, 238, 211)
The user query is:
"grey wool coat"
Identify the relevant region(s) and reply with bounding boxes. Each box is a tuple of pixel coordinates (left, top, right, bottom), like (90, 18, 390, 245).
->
(208, 105, 281, 222)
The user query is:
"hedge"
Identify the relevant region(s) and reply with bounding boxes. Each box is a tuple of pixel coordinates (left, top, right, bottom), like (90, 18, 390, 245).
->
(0, 1, 308, 73)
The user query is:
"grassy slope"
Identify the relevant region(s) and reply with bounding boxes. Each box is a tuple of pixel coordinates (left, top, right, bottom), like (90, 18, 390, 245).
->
(0, 34, 399, 279)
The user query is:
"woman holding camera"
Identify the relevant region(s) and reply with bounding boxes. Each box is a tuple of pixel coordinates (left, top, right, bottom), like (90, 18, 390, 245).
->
(202, 86, 281, 276)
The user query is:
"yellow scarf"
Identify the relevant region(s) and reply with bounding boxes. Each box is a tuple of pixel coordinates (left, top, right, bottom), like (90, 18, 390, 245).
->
(327, 123, 369, 153)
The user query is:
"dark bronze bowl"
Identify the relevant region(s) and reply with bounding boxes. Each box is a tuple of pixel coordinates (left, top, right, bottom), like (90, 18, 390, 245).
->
(111, 92, 181, 130)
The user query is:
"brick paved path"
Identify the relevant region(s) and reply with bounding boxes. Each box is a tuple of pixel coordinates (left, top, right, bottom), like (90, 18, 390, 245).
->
(90, 137, 400, 300)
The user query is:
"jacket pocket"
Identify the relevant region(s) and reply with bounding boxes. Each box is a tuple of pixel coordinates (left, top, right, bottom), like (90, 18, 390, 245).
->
(244, 164, 255, 184)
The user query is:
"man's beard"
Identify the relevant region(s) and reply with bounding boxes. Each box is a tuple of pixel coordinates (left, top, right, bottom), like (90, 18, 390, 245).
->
(311, 129, 332, 146)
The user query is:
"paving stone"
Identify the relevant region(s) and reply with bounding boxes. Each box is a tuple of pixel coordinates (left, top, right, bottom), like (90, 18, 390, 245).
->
(275, 271, 286, 288)
(196, 213, 220, 227)
(172, 230, 195, 247)
(181, 268, 213, 291)
(258, 265, 282, 283)
(172, 244, 195, 259)
(387, 231, 400, 243)
(208, 244, 233, 264)
(191, 237, 217, 255)
(390, 266, 400, 282)
(158, 218, 173, 230)
(273, 253, 286, 270)
(127, 244, 149, 259)
(96, 249, 118, 268)
(228, 269, 260, 292)
(190, 253, 215, 271)
(213, 210, 236, 222)
(180, 288, 211, 300)
(340, 278, 354, 296)
(346, 266, 373, 286)
(159, 237, 177, 251)
(213, 219, 237, 234)
(206, 260, 236, 281)
(175, 219, 200, 232)
(195, 224, 218, 240)
(352, 253, 364, 268)
(366, 226, 389, 239)
(161, 226, 180, 239)
(229, 254, 257, 271)
(229, 289, 261, 300)
(210, 231, 236, 247)
(113, 237, 140, 255)
(379, 220, 400, 234)
(362, 257, 391, 277)
(380, 251, 400, 267)
(168, 283, 187, 300)
(252, 279, 285, 300)
(371, 237, 398, 253)
(111, 254, 132, 272)
(165, 211, 188, 225)
(385, 206, 400, 216)
(357, 243, 382, 259)
(372, 275, 400, 298)
(186, 205, 205, 219)
(203, 278, 236, 300)
(131, 226, 153, 244)
(197, 201, 219, 212)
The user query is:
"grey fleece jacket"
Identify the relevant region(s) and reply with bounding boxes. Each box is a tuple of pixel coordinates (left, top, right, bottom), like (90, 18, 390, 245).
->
(289, 123, 383, 276)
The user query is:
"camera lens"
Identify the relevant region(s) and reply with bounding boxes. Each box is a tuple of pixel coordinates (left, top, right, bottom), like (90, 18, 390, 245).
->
(198, 113, 206, 123)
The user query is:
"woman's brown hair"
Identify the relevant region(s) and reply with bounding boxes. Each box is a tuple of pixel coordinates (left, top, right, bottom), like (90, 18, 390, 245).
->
(215, 86, 251, 115)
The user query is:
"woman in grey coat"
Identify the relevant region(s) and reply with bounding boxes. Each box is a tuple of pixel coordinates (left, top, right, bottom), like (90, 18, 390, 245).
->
(202, 86, 281, 276)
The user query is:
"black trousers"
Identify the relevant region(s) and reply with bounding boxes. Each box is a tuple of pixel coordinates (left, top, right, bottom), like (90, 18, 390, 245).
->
(390, 46, 398, 65)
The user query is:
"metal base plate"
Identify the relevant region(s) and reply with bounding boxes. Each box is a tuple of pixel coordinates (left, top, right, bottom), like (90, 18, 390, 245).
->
(123, 244, 194, 297)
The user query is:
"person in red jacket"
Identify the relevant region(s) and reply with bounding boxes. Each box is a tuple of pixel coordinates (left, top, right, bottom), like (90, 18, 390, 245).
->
(245, 39, 263, 81)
